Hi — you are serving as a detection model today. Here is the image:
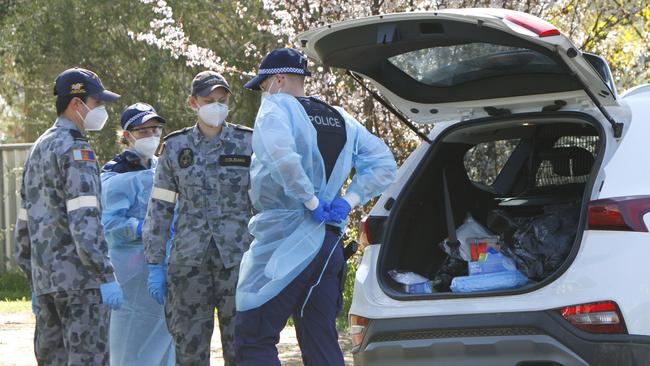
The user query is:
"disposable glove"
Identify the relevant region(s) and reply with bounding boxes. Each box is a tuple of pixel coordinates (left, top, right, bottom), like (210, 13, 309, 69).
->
(329, 197, 352, 223)
(147, 264, 166, 305)
(306, 197, 330, 223)
(136, 219, 144, 236)
(100, 281, 124, 310)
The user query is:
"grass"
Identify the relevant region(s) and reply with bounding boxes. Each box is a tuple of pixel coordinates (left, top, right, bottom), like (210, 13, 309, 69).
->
(0, 270, 31, 313)
(0, 298, 30, 313)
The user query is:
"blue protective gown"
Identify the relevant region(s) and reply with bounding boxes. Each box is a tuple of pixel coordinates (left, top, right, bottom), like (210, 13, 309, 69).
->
(236, 93, 397, 311)
(100, 151, 175, 366)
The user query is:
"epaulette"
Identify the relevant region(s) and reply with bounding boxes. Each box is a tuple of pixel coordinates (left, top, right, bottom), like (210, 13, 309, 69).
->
(69, 129, 88, 142)
(233, 124, 253, 133)
(163, 127, 192, 141)
(155, 142, 165, 157)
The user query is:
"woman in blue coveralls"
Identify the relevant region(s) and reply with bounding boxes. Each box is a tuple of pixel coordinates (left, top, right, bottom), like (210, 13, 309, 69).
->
(100, 103, 175, 366)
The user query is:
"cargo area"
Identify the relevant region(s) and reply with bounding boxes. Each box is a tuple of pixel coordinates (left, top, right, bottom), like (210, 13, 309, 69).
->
(378, 114, 604, 297)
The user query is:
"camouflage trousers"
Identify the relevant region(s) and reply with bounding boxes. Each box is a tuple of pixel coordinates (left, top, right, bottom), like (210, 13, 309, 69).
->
(34, 289, 109, 366)
(165, 241, 239, 366)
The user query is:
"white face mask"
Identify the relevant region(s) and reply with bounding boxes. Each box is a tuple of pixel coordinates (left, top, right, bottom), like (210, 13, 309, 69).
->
(76, 102, 109, 131)
(197, 102, 229, 127)
(133, 136, 160, 159)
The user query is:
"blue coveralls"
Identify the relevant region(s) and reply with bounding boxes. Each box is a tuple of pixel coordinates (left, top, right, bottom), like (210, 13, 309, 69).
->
(235, 95, 396, 365)
(100, 150, 175, 366)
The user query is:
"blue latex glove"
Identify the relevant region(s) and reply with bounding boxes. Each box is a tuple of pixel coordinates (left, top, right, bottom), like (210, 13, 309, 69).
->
(136, 219, 144, 236)
(100, 281, 124, 310)
(310, 199, 330, 223)
(147, 264, 166, 305)
(31, 292, 36, 314)
(329, 197, 352, 223)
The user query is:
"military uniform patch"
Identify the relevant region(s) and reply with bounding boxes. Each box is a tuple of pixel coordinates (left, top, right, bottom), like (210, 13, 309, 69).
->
(233, 124, 253, 133)
(219, 154, 251, 167)
(70, 82, 86, 94)
(155, 142, 166, 157)
(72, 149, 95, 162)
(178, 148, 194, 168)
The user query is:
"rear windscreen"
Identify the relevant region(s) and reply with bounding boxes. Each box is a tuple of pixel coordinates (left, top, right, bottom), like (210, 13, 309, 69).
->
(388, 43, 565, 87)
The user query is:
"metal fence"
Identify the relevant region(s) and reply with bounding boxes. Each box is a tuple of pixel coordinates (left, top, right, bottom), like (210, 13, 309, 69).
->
(0, 143, 31, 273)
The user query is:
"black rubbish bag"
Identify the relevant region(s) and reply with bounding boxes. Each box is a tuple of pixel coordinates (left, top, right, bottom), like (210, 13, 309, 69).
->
(487, 203, 580, 281)
(432, 240, 468, 291)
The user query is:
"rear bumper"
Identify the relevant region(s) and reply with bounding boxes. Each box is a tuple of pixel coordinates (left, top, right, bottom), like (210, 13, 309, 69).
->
(353, 311, 650, 366)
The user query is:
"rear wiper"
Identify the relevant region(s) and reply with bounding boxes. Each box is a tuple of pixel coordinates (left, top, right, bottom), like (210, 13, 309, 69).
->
(347, 70, 432, 143)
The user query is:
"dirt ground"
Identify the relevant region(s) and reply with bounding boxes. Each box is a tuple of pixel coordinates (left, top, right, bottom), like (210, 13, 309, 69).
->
(0, 311, 354, 366)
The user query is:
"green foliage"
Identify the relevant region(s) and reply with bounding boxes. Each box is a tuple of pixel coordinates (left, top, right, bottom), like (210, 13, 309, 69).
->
(0, 270, 30, 301)
(545, 0, 650, 89)
(337, 254, 358, 331)
(0, 0, 275, 162)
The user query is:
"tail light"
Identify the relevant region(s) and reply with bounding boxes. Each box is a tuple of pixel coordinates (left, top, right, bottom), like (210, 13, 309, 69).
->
(358, 217, 370, 249)
(357, 216, 386, 249)
(349, 314, 370, 349)
(505, 13, 561, 37)
(558, 301, 627, 334)
(588, 196, 650, 232)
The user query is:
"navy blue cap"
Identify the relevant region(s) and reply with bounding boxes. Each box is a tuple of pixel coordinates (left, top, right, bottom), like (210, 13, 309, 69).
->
(244, 48, 312, 91)
(191, 71, 231, 97)
(53, 67, 120, 102)
(120, 103, 166, 130)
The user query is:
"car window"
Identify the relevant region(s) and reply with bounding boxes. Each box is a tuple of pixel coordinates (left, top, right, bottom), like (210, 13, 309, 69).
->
(464, 139, 520, 186)
(583, 53, 617, 96)
(535, 136, 598, 187)
(388, 43, 565, 87)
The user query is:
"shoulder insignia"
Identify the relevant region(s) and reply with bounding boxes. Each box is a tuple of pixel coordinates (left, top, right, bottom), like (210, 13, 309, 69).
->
(72, 149, 96, 162)
(123, 151, 142, 166)
(163, 127, 192, 141)
(233, 124, 253, 133)
(69, 129, 87, 142)
(155, 142, 166, 157)
(101, 159, 117, 173)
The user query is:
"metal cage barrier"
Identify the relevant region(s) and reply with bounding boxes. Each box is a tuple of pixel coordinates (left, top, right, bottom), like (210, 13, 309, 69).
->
(0, 143, 32, 273)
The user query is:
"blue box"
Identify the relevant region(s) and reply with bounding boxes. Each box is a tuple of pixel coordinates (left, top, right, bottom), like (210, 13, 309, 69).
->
(401, 281, 433, 294)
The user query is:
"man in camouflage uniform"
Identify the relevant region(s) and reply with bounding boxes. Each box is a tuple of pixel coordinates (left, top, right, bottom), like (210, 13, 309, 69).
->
(14, 67, 123, 365)
(143, 71, 253, 366)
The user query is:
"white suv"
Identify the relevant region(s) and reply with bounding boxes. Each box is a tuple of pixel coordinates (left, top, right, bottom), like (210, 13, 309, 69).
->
(299, 9, 650, 366)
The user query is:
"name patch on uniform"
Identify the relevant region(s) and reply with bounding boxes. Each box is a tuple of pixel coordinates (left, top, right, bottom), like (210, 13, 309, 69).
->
(178, 148, 194, 168)
(219, 155, 251, 167)
(72, 149, 96, 162)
